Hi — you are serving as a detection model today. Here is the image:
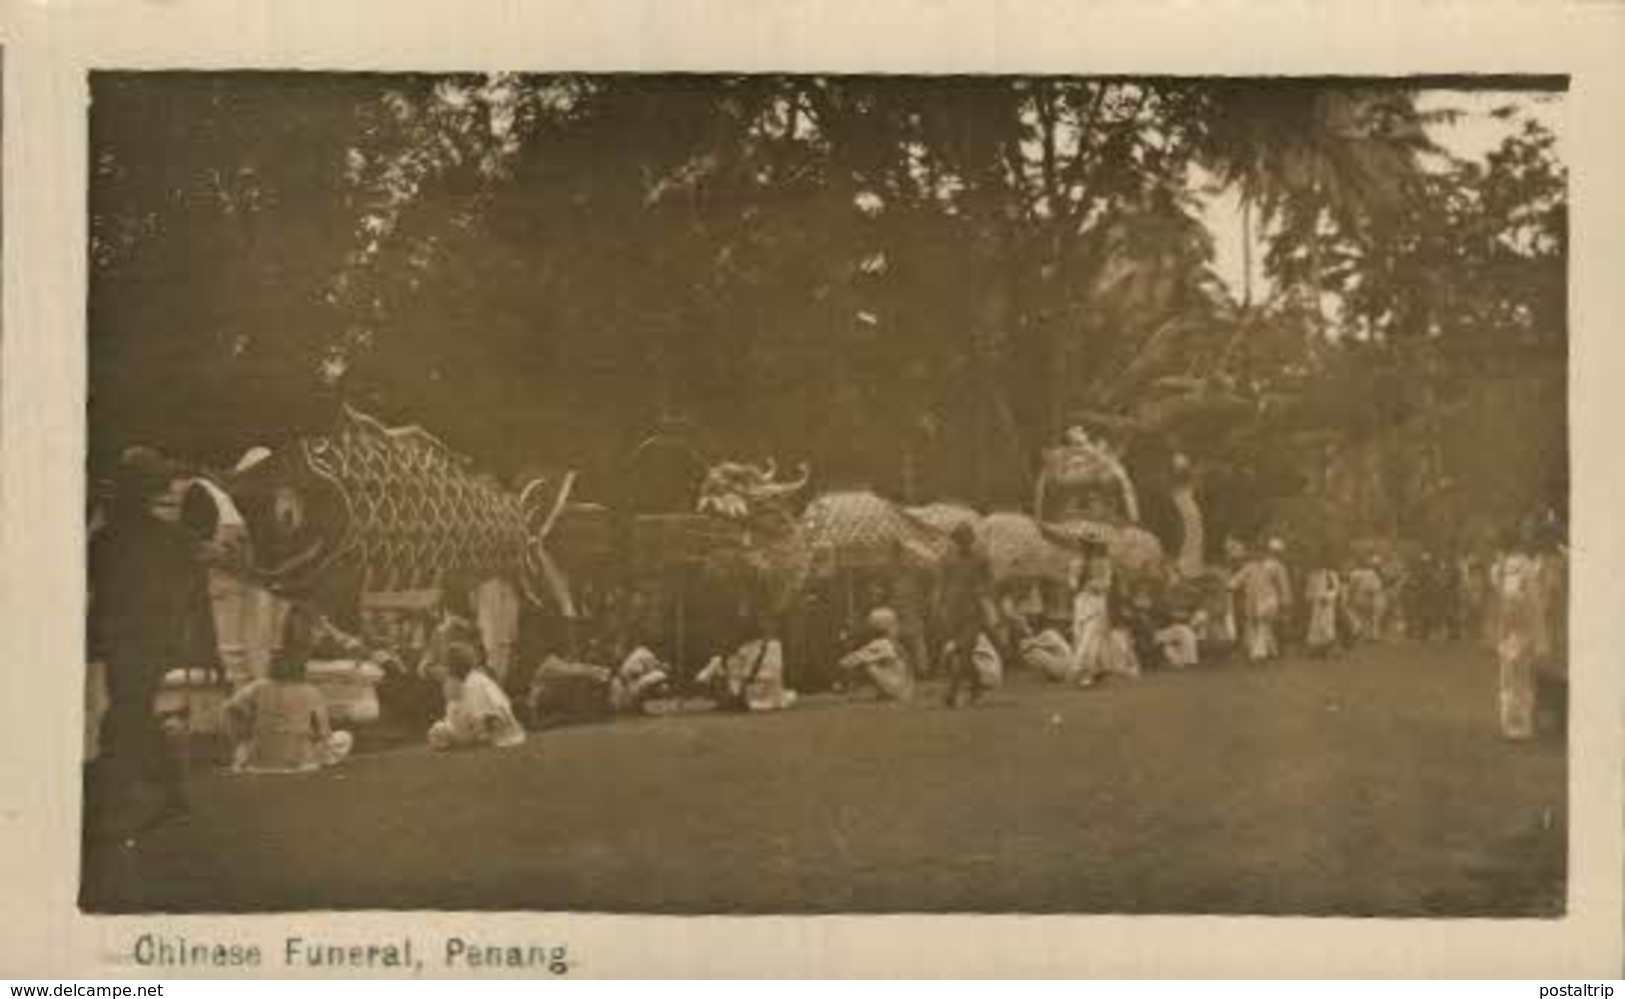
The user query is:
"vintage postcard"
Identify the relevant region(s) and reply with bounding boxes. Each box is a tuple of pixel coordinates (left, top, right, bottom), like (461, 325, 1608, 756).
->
(2, 0, 1624, 979)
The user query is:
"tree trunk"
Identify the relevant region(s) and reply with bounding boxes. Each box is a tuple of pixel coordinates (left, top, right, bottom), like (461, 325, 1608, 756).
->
(1241, 193, 1254, 310)
(1307, 181, 1329, 345)
(1309, 209, 1326, 341)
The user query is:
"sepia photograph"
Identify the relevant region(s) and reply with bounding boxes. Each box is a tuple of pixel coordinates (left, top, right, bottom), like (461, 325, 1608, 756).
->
(79, 70, 1569, 919)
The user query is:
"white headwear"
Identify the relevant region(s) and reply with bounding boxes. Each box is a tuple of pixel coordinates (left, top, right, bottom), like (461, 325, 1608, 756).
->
(234, 446, 273, 473)
(193, 476, 245, 528)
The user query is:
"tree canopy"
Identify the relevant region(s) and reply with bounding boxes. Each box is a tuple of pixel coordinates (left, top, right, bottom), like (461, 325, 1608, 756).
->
(89, 72, 1567, 541)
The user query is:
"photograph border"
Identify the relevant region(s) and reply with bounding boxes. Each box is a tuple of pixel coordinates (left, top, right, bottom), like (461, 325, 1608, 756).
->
(3, 0, 1624, 978)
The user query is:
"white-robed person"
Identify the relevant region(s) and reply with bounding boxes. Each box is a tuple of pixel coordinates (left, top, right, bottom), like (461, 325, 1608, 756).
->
(1069, 545, 1110, 684)
(1020, 625, 1075, 681)
(1490, 525, 1554, 741)
(1304, 559, 1343, 657)
(837, 607, 916, 702)
(1071, 542, 1137, 684)
(428, 640, 527, 750)
(1153, 610, 1202, 669)
(1345, 558, 1386, 643)
(698, 615, 798, 712)
(1231, 540, 1292, 664)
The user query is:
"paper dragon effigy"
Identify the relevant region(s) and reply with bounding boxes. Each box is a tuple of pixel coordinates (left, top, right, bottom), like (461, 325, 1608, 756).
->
(191, 406, 579, 614)
(695, 457, 811, 533)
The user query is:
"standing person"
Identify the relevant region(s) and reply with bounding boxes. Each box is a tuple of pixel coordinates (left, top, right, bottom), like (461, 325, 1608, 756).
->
(1413, 551, 1448, 642)
(87, 447, 219, 831)
(183, 470, 290, 690)
(1491, 525, 1548, 741)
(1381, 555, 1409, 641)
(1216, 536, 1246, 656)
(1535, 525, 1569, 735)
(939, 523, 995, 708)
(1263, 539, 1294, 656)
(1459, 548, 1490, 646)
(1304, 557, 1342, 657)
(1266, 538, 1298, 653)
(889, 554, 932, 683)
(1438, 544, 1466, 641)
(1346, 558, 1385, 644)
(1231, 541, 1291, 664)
(1070, 541, 1114, 685)
(1121, 584, 1158, 670)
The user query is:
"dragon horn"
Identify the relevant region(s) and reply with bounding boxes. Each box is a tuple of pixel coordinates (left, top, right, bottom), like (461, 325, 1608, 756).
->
(754, 461, 811, 499)
(517, 470, 580, 616)
(538, 470, 577, 540)
(519, 470, 577, 539)
(535, 548, 578, 620)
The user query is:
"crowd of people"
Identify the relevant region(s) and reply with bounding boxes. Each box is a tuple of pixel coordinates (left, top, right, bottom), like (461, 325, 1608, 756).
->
(85, 444, 1569, 840)
(1213, 525, 1570, 744)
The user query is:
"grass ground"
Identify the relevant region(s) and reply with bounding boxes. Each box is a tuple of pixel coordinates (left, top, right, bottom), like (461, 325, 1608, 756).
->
(80, 639, 1565, 916)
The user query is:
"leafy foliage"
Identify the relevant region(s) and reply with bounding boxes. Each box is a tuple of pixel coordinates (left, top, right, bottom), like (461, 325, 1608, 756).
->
(89, 74, 1566, 542)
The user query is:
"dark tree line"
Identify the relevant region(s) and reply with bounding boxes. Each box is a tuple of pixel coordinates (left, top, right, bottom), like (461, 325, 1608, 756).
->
(90, 73, 1566, 541)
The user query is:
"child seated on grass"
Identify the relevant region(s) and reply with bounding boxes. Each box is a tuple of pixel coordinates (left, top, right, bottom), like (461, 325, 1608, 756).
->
(428, 641, 527, 750)
(222, 604, 353, 773)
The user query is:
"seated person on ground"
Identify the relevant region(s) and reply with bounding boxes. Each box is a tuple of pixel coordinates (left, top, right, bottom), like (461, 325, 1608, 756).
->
(222, 604, 353, 773)
(1124, 588, 1159, 667)
(527, 630, 671, 722)
(1019, 625, 1074, 681)
(429, 641, 527, 750)
(418, 583, 485, 680)
(993, 579, 1040, 661)
(1153, 609, 1201, 669)
(697, 618, 798, 712)
(837, 607, 915, 702)
(937, 630, 1004, 691)
(608, 644, 672, 713)
(527, 655, 613, 723)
